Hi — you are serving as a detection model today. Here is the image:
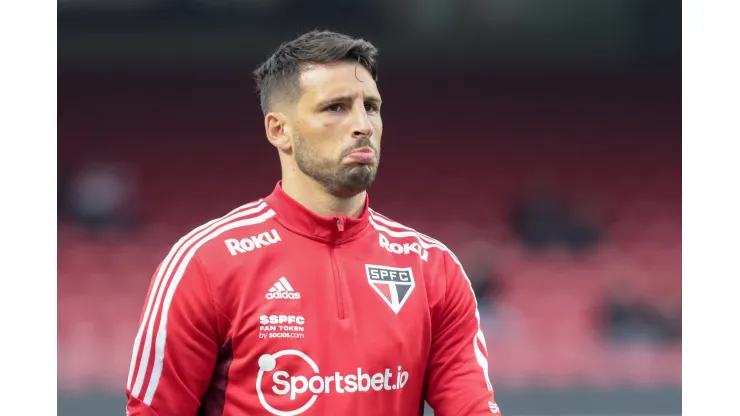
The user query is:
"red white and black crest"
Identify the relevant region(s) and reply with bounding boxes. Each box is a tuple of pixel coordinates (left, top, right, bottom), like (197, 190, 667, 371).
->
(365, 264, 415, 314)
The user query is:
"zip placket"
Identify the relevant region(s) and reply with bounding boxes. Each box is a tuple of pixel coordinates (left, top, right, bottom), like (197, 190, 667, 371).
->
(331, 217, 346, 320)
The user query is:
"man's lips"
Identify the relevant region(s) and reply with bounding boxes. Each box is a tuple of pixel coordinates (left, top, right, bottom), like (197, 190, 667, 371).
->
(345, 148, 375, 163)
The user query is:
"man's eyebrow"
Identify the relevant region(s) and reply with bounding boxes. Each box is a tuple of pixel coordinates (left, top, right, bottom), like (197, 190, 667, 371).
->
(316, 95, 383, 107)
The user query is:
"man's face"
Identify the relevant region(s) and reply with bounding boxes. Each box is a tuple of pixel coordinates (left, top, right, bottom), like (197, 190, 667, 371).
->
(289, 62, 383, 197)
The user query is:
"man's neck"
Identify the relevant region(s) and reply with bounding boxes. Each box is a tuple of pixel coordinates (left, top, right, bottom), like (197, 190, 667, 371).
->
(280, 174, 366, 219)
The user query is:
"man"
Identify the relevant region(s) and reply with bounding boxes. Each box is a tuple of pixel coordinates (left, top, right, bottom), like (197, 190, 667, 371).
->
(125, 30, 501, 416)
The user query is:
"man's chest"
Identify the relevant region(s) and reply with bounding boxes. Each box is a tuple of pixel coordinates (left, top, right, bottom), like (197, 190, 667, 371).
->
(215, 236, 433, 410)
(226, 237, 431, 355)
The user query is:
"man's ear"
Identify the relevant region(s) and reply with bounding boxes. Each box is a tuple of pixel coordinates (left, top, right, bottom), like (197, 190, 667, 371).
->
(265, 112, 292, 152)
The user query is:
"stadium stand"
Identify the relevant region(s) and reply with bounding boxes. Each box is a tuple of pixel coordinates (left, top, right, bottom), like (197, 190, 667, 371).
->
(58, 71, 680, 391)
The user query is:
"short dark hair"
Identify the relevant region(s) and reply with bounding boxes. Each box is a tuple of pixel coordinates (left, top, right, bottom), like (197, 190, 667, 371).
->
(253, 30, 379, 115)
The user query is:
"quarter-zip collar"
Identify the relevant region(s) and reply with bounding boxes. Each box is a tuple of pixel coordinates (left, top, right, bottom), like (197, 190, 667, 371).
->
(265, 181, 371, 245)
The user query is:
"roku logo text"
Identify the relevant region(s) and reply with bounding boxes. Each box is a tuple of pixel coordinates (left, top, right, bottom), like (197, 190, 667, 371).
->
(379, 233, 428, 262)
(224, 229, 281, 255)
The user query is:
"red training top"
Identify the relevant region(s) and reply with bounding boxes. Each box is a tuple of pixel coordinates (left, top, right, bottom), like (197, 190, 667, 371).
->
(125, 181, 501, 416)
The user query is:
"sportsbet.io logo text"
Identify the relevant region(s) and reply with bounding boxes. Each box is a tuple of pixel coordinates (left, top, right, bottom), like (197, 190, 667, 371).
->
(256, 350, 409, 416)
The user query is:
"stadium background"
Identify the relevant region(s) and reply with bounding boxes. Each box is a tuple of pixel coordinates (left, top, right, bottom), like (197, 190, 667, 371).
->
(57, 1, 681, 415)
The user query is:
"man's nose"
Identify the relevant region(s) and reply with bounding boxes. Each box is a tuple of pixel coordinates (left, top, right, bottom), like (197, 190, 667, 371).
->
(351, 107, 374, 139)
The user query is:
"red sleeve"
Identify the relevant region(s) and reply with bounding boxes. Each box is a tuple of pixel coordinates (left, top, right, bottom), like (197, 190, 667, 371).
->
(125, 254, 222, 416)
(424, 251, 502, 416)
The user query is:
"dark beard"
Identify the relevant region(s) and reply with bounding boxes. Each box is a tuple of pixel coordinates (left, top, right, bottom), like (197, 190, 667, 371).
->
(294, 134, 379, 198)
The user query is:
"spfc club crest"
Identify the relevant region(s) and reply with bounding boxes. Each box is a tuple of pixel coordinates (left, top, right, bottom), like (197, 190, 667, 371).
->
(365, 264, 416, 314)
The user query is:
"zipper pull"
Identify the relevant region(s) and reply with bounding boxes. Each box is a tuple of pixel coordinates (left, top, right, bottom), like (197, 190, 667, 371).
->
(335, 217, 345, 232)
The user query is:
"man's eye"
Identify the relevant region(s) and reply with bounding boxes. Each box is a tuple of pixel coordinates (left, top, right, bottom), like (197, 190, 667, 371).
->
(326, 104, 344, 112)
(365, 103, 379, 112)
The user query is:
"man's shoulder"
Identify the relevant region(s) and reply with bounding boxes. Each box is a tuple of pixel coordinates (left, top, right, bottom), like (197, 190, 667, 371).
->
(167, 198, 280, 265)
(367, 208, 457, 264)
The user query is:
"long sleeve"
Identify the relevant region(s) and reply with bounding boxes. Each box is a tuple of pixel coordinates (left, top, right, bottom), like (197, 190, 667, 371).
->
(424, 252, 501, 415)
(125, 254, 222, 415)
